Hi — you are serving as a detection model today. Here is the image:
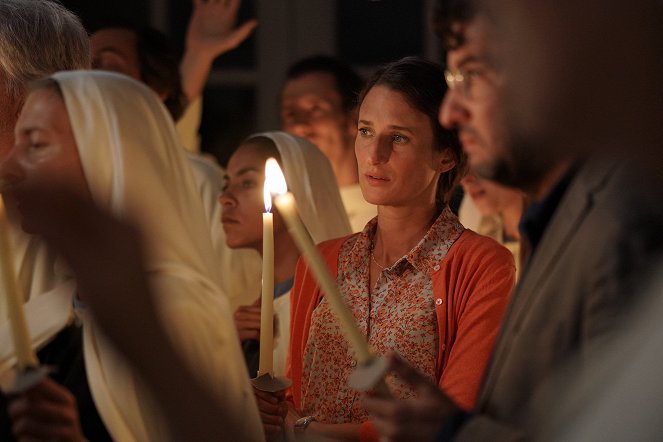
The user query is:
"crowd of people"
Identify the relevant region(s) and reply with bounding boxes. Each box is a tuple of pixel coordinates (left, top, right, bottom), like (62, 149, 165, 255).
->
(0, 0, 661, 441)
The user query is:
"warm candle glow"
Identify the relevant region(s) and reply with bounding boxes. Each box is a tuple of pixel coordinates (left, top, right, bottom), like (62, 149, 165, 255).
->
(263, 178, 272, 213)
(265, 158, 288, 197)
(258, 159, 276, 377)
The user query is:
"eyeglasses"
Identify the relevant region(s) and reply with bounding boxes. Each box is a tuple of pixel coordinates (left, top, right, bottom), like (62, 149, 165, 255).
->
(444, 68, 482, 100)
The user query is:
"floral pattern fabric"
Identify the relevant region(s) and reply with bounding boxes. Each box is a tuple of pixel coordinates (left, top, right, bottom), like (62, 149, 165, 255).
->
(301, 207, 464, 423)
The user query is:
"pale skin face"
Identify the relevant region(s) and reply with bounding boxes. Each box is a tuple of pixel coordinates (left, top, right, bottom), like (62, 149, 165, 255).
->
(90, 28, 142, 81)
(1, 89, 90, 234)
(219, 142, 286, 252)
(281, 72, 357, 161)
(356, 85, 454, 210)
(438, 18, 508, 182)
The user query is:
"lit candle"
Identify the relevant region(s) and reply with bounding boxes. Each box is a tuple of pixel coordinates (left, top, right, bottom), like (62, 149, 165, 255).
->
(258, 174, 274, 376)
(265, 159, 372, 364)
(0, 195, 38, 369)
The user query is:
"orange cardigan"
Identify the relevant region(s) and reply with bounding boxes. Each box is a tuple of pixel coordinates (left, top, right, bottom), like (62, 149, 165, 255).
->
(286, 229, 516, 440)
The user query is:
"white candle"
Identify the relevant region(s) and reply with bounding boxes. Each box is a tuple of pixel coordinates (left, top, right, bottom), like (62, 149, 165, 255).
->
(0, 195, 38, 369)
(265, 159, 372, 365)
(258, 176, 275, 376)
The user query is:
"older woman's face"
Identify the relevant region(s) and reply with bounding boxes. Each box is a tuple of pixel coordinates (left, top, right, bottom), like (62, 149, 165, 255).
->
(219, 142, 276, 252)
(356, 85, 454, 209)
(1, 88, 89, 233)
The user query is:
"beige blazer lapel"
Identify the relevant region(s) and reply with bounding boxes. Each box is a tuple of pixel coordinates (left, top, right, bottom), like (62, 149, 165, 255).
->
(478, 158, 617, 406)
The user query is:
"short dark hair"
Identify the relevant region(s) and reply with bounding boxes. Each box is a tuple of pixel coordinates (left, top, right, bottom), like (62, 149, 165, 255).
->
(285, 55, 364, 112)
(358, 56, 465, 209)
(93, 23, 187, 122)
(433, 0, 477, 50)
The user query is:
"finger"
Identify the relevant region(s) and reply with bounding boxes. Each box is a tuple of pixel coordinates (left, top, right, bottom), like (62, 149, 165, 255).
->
(254, 388, 283, 404)
(225, 19, 258, 49)
(22, 378, 75, 406)
(260, 410, 284, 426)
(235, 306, 262, 315)
(227, 0, 241, 17)
(234, 318, 262, 330)
(8, 396, 76, 427)
(11, 415, 78, 441)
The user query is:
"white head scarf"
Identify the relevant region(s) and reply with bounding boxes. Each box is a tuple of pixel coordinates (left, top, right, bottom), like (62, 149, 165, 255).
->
(250, 131, 352, 243)
(48, 71, 262, 441)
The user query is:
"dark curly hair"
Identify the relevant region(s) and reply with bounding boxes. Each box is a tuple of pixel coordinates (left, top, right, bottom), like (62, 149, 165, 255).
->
(433, 0, 477, 50)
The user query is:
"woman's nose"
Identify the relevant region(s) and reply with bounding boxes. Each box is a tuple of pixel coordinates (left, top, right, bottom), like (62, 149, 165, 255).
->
(0, 148, 26, 189)
(218, 187, 236, 209)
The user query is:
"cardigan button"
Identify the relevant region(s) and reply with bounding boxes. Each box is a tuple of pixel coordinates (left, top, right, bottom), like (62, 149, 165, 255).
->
(350, 359, 357, 367)
(433, 264, 441, 271)
(435, 298, 443, 305)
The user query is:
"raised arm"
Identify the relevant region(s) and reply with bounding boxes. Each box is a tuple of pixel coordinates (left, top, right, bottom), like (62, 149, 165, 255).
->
(180, 0, 257, 101)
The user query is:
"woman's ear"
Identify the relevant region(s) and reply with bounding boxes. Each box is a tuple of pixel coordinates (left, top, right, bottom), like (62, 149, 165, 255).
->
(436, 148, 456, 174)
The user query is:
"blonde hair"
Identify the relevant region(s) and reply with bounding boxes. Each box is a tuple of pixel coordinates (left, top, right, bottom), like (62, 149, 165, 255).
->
(0, 0, 90, 101)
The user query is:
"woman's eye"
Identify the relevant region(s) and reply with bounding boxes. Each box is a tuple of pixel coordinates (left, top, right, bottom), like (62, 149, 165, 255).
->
(358, 127, 372, 137)
(241, 180, 256, 189)
(392, 134, 408, 144)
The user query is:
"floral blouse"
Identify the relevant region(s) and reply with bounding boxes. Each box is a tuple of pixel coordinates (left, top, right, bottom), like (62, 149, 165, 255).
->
(301, 207, 464, 423)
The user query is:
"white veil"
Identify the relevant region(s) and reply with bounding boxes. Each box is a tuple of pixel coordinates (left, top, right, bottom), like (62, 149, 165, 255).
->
(251, 131, 352, 243)
(49, 71, 262, 442)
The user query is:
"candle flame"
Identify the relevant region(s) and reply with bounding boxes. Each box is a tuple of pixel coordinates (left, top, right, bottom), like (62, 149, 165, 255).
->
(264, 158, 288, 200)
(263, 178, 272, 213)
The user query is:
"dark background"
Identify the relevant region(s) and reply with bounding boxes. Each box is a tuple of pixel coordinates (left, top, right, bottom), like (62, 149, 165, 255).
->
(61, 0, 438, 166)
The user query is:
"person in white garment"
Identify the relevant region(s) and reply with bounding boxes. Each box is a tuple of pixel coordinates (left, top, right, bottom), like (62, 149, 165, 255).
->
(222, 132, 351, 377)
(0, 71, 263, 442)
(280, 55, 377, 232)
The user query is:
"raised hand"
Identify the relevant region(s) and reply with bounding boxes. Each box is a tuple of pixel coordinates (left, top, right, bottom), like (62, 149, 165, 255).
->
(182, 0, 258, 100)
(234, 297, 262, 342)
(186, 0, 258, 60)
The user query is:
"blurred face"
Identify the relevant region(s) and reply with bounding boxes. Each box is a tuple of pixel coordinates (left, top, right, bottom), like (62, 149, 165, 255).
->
(281, 72, 356, 159)
(461, 173, 522, 216)
(484, 0, 661, 169)
(1, 89, 90, 233)
(219, 142, 286, 251)
(90, 28, 142, 81)
(356, 85, 454, 208)
(439, 16, 561, 191)
(438, 18, 508, 183)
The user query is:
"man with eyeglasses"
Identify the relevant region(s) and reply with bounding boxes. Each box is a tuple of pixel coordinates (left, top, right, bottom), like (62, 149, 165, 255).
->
(361, 0, 663, 440)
